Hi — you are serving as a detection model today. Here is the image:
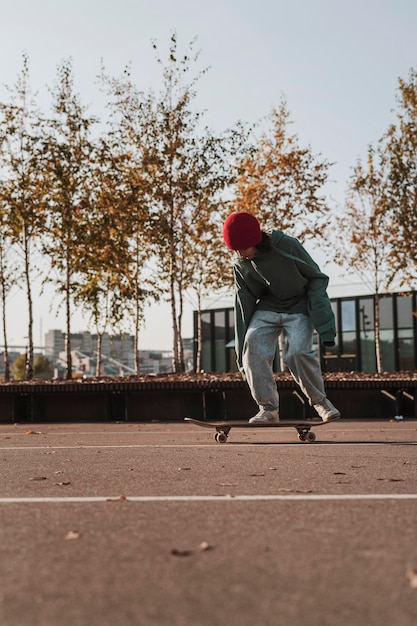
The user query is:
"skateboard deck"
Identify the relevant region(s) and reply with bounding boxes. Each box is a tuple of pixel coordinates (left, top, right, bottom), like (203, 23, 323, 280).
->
(184, 417, 326, 443)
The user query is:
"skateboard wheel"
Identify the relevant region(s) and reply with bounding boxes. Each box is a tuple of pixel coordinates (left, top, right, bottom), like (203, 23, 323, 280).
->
(306, 431, 316, 443)
(215, 432, 228, 444)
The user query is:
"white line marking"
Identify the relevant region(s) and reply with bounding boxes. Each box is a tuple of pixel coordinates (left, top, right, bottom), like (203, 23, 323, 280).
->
(0, 494, 417, 504)
(0, 445, 220, 450)
(1, 440, 416, 451)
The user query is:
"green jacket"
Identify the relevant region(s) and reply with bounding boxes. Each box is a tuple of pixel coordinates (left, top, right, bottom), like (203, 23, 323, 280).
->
(233, 230, 336, 370)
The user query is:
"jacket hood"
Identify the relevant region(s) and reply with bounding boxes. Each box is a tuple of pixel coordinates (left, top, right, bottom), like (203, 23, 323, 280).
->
(270, 229, 285, 247)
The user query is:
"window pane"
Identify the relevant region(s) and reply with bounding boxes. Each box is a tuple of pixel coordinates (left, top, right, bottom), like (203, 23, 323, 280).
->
(359, 298, 374, 333)
(201, 312, 212, 371)
(360, 330, 376, 371)
(331, 301, 339, 333)
(379, 297, 393, 329)
(359, 297, 375, 370)
(397, 295, 413, 329)
(213, 311, 226, 372)
(398, 329, 414, 370)
(380, 329, 395, 371)
(342, 331, 356, 355)
(201, 312, 211, 341)
(341, 300, 356, 332)
(214, 311, 225, 339)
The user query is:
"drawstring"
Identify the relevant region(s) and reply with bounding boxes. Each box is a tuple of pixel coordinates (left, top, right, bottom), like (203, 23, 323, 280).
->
(250, 261, 271, 286)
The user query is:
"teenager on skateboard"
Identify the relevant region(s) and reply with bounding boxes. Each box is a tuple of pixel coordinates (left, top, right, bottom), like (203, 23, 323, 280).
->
(222, 211, 340, 425)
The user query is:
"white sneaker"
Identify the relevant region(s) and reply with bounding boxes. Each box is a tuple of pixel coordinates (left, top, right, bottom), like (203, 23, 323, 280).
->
(314, 399, 340, 422)
(249, 408, 279, 424)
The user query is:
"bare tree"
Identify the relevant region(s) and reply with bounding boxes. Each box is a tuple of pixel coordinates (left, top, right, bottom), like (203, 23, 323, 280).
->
(382, 68, 417, 281)
(0, 54, 45, 379)
(40, 59, 98, 379)
(332, 147, 396, 372)
(99, 69, 161, 374)
(0, 210, 16, 380)
(331, 69, 417, 372)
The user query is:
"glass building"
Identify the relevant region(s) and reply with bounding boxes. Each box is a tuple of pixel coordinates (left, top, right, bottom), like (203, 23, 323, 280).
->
(193, 291, 417, 373)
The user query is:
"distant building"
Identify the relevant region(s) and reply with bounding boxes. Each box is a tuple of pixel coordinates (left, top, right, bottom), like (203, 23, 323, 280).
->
(46, 330, 174, 376)
(1, 330, 194, 378)
(138, 350, 175, 374)
(1, 331, 172, 378)
(44, 329, 66, 363)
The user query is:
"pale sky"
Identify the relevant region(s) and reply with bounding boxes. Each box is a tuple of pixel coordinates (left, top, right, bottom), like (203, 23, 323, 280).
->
(1, 0, 417, 350)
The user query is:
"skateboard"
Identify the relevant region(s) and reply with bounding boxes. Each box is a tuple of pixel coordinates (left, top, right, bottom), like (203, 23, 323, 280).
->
(184, 417, 326, 443)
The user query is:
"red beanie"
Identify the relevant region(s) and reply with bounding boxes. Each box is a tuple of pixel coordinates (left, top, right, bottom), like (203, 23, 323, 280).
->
(223, 212, 262, 250)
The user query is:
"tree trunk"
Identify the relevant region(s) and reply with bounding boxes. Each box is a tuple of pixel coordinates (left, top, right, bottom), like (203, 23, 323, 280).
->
(134, 306, 140, 375)
(65, 255, 72, 380)
(196, 293, 202, 373)
(176, 280, 185, 373)
(374, 292, 383, 373)
(23, 225, 34, 380)
(170, 275, 181, 372)
(0, 248, 10, 380)
(133, 244, 140, 375)
(96, 332, 103, 376)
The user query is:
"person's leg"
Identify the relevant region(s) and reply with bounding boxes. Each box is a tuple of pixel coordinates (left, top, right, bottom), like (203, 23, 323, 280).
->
(282, 313, 325, 404)
(282, 314, 340, 421)
(242, 310, 281, 415)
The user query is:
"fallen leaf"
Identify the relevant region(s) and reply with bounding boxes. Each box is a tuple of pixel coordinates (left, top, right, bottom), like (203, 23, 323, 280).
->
(55, 482, 71, 486)
(199, 542, 213, 552)
(334, 472, 346, 475)
(29, 476, 47, 481)
(406, 568, 417, 589)
(170, 548, 193, 557)
(377, 478, 404, 482)
(106, 495, 128, 502)
(250, 473, 265, 477)
(178, 467, 191, 471)
(25, 430, 41, 435)
(65, 530, 80, 541)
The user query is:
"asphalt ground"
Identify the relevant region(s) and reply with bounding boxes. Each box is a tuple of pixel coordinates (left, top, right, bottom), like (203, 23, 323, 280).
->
(1, 420, 417, 626)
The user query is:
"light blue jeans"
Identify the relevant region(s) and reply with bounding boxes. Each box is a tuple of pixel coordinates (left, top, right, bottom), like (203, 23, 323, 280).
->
(242, 310, 326, 411)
